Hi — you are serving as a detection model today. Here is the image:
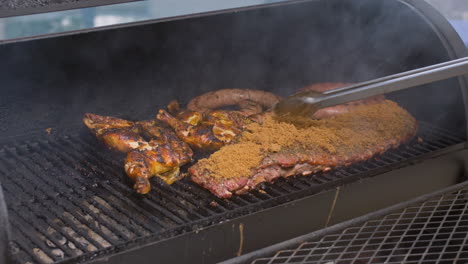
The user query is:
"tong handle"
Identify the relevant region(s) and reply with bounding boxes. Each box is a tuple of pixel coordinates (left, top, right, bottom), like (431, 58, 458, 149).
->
(313, 56, 468, 108)
(274, 56, 468, 117)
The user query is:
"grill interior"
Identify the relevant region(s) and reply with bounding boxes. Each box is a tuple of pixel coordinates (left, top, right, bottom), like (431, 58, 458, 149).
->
(251, 182, 468, 264)
(0, 122, 464, 264)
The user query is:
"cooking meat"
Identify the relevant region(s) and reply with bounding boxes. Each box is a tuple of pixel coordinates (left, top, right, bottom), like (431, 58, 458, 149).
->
(299, 83, 386, 119)
(157, 108, 250, 150)
(189, 100, 417, 198)
(83, 113, 143, 153)
(125, 124, 193, 194)
(167, 100, 204, 125)
(187, 89, 282, 116)
(83, 113, 193, 194)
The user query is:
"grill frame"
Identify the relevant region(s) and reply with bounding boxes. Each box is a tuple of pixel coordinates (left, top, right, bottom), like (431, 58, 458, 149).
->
(0, 0, 468, 263)
(224, 181, 468, 264)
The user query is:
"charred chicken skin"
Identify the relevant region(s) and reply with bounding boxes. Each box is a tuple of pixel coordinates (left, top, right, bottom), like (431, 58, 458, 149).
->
(159, 89, 280, 151)
(83, 114, 193, 194)
(157, 108, 248, 150)
(125, 123, 193, 194)
(83, 113, 143, 153)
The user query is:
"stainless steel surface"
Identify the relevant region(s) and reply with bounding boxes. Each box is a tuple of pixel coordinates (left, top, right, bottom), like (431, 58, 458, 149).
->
(274, 56, 468, 118)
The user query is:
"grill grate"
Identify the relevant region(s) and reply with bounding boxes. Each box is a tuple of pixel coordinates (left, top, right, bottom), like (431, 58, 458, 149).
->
(251, 182, 468, 264)
(0, 122, 465, 264)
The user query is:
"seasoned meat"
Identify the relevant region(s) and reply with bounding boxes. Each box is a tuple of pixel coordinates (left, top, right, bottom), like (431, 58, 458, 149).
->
(83, 113, 143, 153)
(157, 108, 250, 150)
(189, 100, 417, 198)
(125, 126, 193, 194)
(187, 89, 282, 116)
(83, 113, 193, 194)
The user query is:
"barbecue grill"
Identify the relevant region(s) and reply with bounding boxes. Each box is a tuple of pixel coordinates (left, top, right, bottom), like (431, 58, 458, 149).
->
(0, 0, 467, 263)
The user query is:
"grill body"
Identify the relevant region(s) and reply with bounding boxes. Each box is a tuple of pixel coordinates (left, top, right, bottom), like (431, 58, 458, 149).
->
(0, 0, 467, 263)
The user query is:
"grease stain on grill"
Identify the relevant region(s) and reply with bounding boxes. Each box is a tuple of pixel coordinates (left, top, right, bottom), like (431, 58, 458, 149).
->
(0, 122, 464, 264)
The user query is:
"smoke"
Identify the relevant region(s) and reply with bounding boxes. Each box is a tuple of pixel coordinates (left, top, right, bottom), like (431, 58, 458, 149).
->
(0, 0, 465, 141)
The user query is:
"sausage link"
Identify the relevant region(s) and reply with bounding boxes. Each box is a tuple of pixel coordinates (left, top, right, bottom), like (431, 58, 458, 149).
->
(187, 89, 282, 116)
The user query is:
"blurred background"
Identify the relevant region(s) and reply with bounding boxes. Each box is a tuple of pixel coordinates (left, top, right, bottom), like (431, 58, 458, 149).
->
(0, 0, 467, 45)
(0, 0, 286, 40)
(426, 0, 468, 46)
(426, 0, 468, 20)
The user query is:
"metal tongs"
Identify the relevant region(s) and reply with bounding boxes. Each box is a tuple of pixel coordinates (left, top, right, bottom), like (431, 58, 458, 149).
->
(274, 57, 468, 118)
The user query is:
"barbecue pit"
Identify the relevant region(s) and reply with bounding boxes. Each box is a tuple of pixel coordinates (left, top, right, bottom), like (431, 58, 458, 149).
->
(0, 0, 467, 263)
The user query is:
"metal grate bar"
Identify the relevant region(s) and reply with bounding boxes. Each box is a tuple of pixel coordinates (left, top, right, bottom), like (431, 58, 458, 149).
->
(67, 135, 204, 224)
(434, 194, 467, 263)
(0, 153, 108, 252)
(0, 123, 465, 264)
(64, 136, 189, 225)
(1, 175, 92, 262)
(454, 225, 468, 261)
(0, 150, 114, 249)
(173, 180, 232, 212)
(341, 217, 389, 262)
(381, 192, 446, 262)
(414, 192, 466, 264)
(8, 236, 41, 264)
(30, 141, 151, 238)
(8, 211, 57, 263)
(251, 182, 468, 264)
(41, 139, 168, 231)
(8, 145, 128, 243)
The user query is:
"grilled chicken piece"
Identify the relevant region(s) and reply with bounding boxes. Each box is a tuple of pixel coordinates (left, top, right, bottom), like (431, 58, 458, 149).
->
(157, 109, 224, 149)
(205, 110, 246, 143)
(83, 113, 193, 194)
(167, 100, 203, 126)
(83, 113, 143, 152)
(125, 125, 193, 194)
(157, 108, 249, 150)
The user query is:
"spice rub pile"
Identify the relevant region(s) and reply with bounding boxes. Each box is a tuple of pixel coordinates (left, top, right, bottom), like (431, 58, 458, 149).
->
(189, 100, 418, 198)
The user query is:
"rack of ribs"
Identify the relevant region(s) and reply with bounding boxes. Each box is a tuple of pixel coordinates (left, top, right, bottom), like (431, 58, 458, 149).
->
(189, 99, 418, 198)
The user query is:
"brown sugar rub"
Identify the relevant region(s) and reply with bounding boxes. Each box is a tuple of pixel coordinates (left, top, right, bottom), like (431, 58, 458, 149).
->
(189, 100, 418, 198)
